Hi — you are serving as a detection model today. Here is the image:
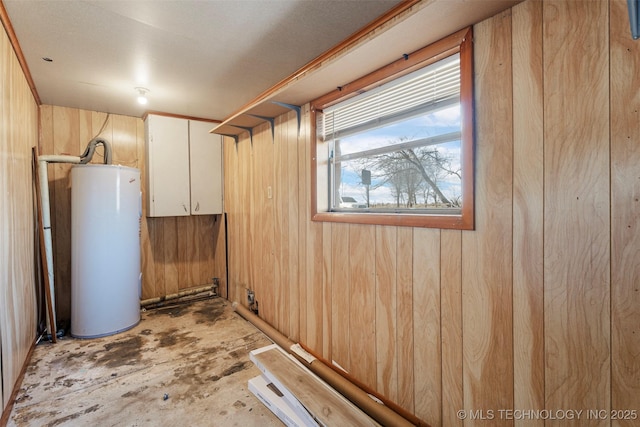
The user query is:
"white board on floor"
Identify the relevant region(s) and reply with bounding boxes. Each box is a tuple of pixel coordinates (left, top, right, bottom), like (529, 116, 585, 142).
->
(249, 374, 317, 427)
(250, 344, 380, 427)
(250, 345, 318, 426)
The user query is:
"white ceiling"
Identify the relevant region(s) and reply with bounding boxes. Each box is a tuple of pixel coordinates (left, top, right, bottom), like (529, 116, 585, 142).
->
(3, 0, 403, 121)
(4, 0, 521, 124)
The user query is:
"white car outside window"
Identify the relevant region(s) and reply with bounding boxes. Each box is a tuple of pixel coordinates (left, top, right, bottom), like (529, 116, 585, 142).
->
(339, 196, 367, 209)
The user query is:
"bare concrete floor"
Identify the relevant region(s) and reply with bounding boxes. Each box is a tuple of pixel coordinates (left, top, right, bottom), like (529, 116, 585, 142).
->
(8, 297, 282, 427)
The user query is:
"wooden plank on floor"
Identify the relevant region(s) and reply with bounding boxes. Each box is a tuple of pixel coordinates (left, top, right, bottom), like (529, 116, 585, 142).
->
(248, 374, 313, 427)
(251, 346, 379, 427)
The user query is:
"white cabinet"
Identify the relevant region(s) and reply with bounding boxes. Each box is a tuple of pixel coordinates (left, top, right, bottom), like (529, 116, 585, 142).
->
(145, 115, 190, 217)
(189, 120, 223, 215)
(145, 114, 223, 217)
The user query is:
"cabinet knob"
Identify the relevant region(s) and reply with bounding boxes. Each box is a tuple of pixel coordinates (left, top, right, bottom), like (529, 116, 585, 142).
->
(195, 202, 200, 212)
(183, 204, 187, 212)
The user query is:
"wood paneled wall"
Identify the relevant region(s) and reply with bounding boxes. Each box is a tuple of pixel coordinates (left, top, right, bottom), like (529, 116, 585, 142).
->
(0, 20, 38, 412)
(223, 1, 640, 425)
(39, 106, 227, 324)
(543, 1, 611, 423)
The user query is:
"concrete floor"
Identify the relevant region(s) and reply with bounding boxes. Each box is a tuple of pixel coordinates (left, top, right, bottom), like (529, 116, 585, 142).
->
(7, 297, 283, 427)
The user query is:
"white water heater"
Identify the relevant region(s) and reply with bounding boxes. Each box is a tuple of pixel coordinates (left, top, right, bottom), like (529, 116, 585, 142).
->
(70, 164, 141, 338)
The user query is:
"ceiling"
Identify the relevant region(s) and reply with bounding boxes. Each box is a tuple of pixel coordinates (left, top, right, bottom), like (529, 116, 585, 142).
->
(3, 0, 403, 121)
(3, 0, 520, 124)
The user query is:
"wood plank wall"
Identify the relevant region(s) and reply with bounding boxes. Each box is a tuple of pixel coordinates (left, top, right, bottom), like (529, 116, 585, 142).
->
(0, 20, 38, 412)
(543, 2, 611, 425)
(611, 0, 640, 423)
(39, 106, 227, 324)
(223, 1, 640, 425)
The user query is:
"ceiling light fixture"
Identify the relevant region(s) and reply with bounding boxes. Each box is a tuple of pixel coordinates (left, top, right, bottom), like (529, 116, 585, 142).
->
(135, 87, 149, 105)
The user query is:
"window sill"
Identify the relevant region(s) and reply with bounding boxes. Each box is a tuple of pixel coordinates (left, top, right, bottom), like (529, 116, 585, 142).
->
(312, 211, 473, 230)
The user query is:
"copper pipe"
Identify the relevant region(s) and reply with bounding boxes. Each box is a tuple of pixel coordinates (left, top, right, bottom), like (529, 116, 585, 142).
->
(141, 285, 216, 307)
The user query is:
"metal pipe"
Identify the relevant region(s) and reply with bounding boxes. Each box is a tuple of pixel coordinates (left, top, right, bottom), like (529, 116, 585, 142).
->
(38, 155, 82, 334)
(140, 285, 216, 307)
(233, 302, 419, 427)
(35, 137, 110, 336)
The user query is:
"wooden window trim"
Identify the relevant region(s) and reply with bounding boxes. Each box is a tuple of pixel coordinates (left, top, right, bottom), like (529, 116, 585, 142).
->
(310, 27, 474, 230)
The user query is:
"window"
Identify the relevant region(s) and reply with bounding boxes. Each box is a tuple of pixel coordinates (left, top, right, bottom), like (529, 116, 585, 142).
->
(311, 28, 474, 229)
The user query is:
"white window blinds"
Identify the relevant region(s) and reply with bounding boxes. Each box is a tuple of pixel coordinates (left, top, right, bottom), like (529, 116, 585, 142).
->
(321, 53, 460, 141)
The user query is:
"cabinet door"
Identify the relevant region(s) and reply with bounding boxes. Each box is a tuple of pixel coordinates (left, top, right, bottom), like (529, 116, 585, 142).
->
(145, 115, 190, 217)
(189, 120, 223, 215)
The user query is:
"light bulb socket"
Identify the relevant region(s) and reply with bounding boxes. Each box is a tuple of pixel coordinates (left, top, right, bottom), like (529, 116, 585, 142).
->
(135, 87, 149, 105)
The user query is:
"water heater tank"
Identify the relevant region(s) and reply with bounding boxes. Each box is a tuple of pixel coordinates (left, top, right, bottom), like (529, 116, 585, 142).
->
(70, 164, 141, 338)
